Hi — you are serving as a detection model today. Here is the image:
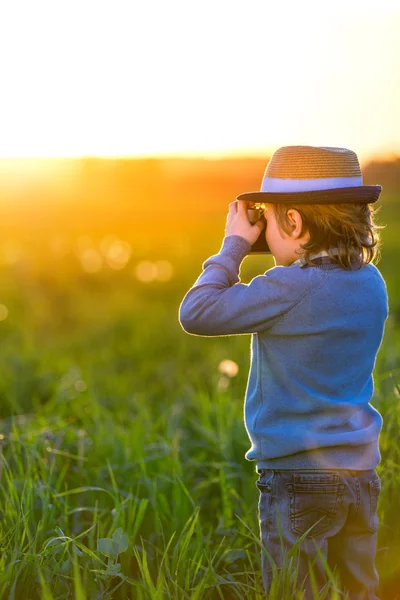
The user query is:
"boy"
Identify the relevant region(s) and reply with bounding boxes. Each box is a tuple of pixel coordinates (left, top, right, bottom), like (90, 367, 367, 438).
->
(178, 146, 389, 599)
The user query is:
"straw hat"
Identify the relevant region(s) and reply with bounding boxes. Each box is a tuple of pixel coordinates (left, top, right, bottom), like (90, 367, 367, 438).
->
(236, 146, 382, 204)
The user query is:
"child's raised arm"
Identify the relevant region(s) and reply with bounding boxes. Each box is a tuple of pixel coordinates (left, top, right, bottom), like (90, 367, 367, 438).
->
(178, 234, 317, 337)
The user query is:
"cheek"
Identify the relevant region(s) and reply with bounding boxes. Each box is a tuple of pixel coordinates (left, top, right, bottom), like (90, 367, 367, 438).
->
(266, 224, 277, 242)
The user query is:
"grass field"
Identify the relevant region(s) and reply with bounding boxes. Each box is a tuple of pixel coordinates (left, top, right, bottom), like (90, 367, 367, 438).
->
(0, 162, 399, 599)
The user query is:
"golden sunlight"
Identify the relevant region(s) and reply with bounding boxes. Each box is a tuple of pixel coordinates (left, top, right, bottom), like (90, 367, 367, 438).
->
(0, 2, 398, 160)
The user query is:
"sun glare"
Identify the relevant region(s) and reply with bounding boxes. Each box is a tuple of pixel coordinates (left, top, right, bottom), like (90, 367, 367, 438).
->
(0, 158, 78, 192)
(0, 3, 398, 160)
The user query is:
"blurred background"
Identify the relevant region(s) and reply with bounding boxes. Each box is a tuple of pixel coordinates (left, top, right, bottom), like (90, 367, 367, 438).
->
(1, 1, 400, 598)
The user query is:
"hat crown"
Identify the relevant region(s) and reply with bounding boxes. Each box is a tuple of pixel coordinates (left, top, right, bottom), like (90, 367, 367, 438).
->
(235, 144, 381, 206)
(265, 146, 362, 180)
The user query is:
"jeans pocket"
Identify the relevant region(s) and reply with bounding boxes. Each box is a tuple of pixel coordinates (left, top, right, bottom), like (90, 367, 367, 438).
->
(368, 477, 381, 532)
(287, 473, 345, 539)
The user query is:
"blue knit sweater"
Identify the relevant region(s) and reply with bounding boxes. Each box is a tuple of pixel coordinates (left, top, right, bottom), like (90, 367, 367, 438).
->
(179, 234, 389, 471)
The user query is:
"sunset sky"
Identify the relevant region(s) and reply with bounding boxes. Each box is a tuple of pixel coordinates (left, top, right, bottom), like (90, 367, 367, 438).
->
(0, 0, 399, 161)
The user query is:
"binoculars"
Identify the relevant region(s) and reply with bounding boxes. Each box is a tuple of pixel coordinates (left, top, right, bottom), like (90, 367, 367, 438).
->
(244, 201, 271, 254)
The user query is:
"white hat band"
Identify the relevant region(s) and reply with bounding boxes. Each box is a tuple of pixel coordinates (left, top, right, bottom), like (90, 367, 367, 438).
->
(261, 176, 363, 193)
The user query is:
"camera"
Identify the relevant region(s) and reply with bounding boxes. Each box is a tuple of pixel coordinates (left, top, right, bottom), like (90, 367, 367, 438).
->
(244, 201, 271, 254)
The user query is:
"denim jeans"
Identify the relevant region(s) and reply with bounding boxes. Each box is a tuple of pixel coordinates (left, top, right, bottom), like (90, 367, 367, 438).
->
(256, 468, 381, 600)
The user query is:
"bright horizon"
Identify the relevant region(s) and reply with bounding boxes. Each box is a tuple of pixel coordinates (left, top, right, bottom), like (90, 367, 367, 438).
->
(0, 1, 399, 162)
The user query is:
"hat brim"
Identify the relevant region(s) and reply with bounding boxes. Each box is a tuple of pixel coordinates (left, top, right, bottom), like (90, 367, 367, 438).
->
(236, 185, 382, 204)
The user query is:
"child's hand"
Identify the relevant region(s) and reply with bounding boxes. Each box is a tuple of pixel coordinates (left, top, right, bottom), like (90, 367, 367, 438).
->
(225, 200, 265, 245)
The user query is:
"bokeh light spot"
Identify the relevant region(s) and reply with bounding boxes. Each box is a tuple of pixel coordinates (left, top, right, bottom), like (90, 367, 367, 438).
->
(106, 240, 132, 270)
(134, 261, 158, 282)
(154, 259, 173, 281)
(79, 249, 103, 273)
(218, 359, 239, 377)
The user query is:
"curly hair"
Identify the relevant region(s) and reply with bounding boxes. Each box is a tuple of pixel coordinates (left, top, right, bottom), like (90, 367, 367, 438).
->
(271, 202, 385, 270)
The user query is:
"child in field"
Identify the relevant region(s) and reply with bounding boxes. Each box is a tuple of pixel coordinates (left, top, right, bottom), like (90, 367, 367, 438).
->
(178, 146, 389, 599)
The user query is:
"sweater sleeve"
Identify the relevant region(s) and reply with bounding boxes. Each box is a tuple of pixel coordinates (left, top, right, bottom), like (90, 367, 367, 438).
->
(178, 234, 309, 336)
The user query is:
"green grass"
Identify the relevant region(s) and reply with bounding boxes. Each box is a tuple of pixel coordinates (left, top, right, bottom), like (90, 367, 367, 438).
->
(0, 193, 399, 599)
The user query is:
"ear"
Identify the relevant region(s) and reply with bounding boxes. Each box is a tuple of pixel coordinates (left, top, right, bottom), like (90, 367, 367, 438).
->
(286, 209, 304, 239)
